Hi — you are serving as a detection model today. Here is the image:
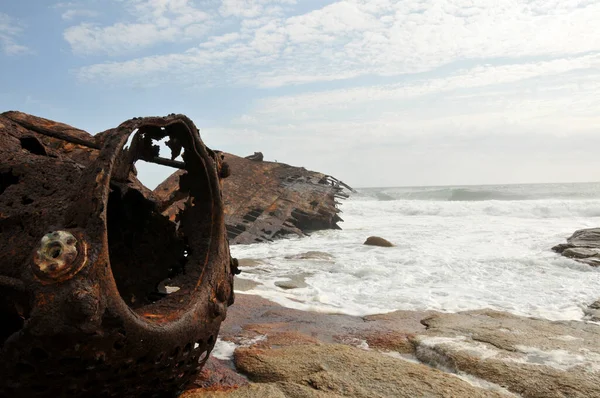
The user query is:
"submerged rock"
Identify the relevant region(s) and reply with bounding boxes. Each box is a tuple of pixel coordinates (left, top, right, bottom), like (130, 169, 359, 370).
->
(364, 236, 394, 247)
(552, 228, 600, 266)
(274, 274, 310, 290)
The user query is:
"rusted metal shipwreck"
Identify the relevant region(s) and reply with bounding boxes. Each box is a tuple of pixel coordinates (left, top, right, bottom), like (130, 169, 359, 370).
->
(156, 152, 352, 245)
(0, 111, 351, 397)
(0, 112, 236, 397)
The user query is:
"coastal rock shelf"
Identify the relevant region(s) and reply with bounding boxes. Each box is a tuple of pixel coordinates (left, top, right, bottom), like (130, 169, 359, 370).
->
(552, 228, 600, 266)
(156, 152, 353, 245)
(184, 295, 600, 398)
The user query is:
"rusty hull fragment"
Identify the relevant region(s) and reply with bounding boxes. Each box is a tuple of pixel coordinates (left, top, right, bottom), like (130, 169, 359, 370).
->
(155, 152, 353, 245)
(0, 112, 235, 397)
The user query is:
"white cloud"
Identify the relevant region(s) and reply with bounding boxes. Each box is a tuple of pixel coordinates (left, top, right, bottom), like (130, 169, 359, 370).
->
(219, 0, 296, 18)
(71, 0, 600, 88)
(248, 54, 600, 116)
(61, 9, 100, 21)
(64, 0, 212, 55)
(198, 57, 600, 186)
(0, 13, 30, 55)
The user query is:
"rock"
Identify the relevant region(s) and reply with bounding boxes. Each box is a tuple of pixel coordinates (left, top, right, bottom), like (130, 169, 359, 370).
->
(551, 243, 573, 253)
(414, 309, 600, 398)
(217, 295, 431, 348)
(189, 357, 249, 391)
(364, 236, 394, 247)
(186, 295, 600, 397)
(562, 247, 600, 259)
(237, 258, 264, 267)
(589, 299, 600, 310)
(584, 299, 600, 321)
(245, 152, 264, 161)
(234, 276, 261, 292)
(577, 257, 600, 267)
(284, 251, 335, 261)
(182, 383, 286, 398)
(583, 307, 600, 322)
(567, 228, 600, 248)
(233, 343, 508, 397)
(275, 274, 310, 290)
(552, 228, 600, 266)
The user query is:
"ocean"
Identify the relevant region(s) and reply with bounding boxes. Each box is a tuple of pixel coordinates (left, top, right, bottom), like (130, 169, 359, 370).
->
(230, 182, 600, 321)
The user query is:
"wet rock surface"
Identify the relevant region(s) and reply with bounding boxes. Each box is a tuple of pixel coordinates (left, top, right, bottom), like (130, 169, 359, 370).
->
(552, 228, 600, 266)
(415, 310, 600, 398)
(186, 295, 600, 398)
(584, 299, 600, 322)
(363, 236, 394, 247)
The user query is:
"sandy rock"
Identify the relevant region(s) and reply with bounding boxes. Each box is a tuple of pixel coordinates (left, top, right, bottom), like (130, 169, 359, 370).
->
(237, 258, 264, 267)
(413, 310, 600, 398)
(189, 357, 249, 391)
(182, 383, 286, 398)
(234, 276, 261, 292)
(363, 236, 394, 247)
(234, 343, 508, 398)
(275, 274, 310, 290)
(218, 295, 431, 347)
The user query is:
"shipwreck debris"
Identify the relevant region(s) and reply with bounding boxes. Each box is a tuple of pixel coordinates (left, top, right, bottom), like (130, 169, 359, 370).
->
(0, 112, 235, 397)
(244, 152, 263, 161)
(155, 152, 354, 245)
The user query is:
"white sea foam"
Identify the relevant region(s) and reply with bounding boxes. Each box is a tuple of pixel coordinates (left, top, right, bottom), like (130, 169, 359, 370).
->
(231, 183, 600, 321)
(211, 335, 268, 361)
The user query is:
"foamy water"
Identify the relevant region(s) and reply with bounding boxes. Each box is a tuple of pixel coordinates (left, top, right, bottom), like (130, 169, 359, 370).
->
(231, 183, 600, 321)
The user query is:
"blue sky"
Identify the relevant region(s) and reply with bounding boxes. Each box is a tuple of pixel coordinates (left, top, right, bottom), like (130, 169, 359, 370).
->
(1, 0, 600, 188)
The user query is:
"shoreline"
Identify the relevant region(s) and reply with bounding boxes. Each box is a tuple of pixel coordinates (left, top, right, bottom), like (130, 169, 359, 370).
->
(184, 293, 600, 398)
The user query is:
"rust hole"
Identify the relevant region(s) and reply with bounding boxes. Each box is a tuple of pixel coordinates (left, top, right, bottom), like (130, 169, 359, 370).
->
(19, 136, 48, 156)
(30, 347, 49, 361)
(0, 169, 19, 196)
(106, 123, 214, 321)
(0, 306, 25, 346)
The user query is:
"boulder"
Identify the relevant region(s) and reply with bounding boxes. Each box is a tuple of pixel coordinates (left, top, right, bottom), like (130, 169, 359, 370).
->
(567, 228, 600, 248)
(553, 228, 600, 266)
(364, 236, 394, 247)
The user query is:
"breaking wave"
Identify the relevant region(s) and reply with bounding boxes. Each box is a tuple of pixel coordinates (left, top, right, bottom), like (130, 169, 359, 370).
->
(357, 183, 600, 202)
(345, 198, 600, 219)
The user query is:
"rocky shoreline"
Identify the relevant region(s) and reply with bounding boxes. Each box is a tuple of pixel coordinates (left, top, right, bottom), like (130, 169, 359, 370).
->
(552, 227, 600, 266)
(183, 293, 600, 398)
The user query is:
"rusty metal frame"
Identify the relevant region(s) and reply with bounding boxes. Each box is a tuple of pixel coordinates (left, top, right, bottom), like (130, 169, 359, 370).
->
(0, 114, 234, 397)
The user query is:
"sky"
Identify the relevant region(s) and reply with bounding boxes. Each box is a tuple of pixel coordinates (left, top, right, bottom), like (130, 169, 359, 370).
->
(1, 0, 600, 188)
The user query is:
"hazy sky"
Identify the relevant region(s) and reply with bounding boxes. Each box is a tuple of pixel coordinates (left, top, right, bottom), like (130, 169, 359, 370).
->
(1, 0, 600, 188)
